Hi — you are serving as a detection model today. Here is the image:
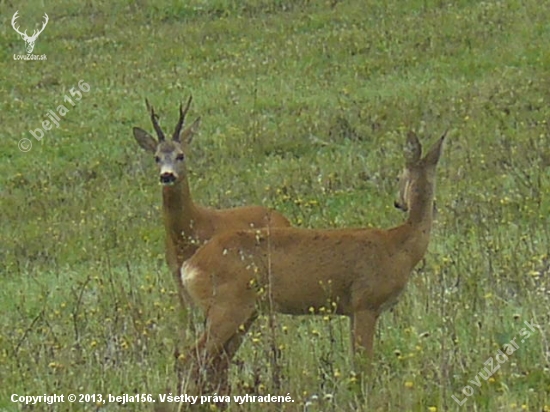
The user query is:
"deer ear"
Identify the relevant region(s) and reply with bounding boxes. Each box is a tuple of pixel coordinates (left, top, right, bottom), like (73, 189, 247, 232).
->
(404, 131, 422, 166)
(179, 117, 201, 145)
(133, 127, 157, 153)
(423, 130, 447, 166)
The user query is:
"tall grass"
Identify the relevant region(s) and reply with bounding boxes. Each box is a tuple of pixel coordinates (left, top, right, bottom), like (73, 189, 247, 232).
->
(1, 0, 548, 410)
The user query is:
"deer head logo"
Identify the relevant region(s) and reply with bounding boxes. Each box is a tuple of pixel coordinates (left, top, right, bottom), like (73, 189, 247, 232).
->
(11, 11, 49, 54)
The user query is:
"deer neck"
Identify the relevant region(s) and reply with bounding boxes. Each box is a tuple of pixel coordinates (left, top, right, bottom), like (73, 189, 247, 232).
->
(400, 180, 436, 266)
(161, 177, 200, 262)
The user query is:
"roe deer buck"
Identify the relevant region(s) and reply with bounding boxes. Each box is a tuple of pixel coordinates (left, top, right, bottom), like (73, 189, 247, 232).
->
(132, 97, 291, 309)
(179, 131, 446, 393)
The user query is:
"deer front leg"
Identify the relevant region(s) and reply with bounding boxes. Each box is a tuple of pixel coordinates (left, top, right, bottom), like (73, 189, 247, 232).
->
(348, 309, 379, 398)
(352, 309, 378, 367)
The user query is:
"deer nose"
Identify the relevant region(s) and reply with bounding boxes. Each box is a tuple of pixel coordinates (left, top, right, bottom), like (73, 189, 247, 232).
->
(160, 172, 176, 185)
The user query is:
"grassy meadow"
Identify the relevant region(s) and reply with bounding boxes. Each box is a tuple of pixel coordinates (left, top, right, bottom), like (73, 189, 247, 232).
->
(1, 0, 549, 410)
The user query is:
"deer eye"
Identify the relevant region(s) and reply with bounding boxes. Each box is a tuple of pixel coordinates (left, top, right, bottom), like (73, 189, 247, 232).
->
(176, 154, 185, 161)
(154, 156, 160, 163)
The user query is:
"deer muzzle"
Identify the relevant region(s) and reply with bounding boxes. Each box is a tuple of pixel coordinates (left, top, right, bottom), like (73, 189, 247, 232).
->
(160, 172, 177, 185)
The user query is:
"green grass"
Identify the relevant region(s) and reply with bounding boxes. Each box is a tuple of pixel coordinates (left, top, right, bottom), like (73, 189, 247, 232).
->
(1, 0, 549, 410)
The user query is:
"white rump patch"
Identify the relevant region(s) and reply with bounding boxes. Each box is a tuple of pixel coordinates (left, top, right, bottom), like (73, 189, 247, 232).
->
(181, 261, 199, 286)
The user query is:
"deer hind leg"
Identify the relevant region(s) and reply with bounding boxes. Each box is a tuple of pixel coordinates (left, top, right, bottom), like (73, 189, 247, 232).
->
(179, 301, 257, 396)
(209, 312, 258, 396)
(172, 267, 196, 332)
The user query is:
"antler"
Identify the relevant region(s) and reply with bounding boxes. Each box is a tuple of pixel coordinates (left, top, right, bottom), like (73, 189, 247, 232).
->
(11, 11, 48, 40)
(145, 99, 165, 141)
(11, 11, 27, 38)
(172, 96, 193, 142)
(29, 13, 49, 40)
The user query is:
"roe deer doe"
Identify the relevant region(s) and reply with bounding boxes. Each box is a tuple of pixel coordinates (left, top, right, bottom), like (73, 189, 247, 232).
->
(177, 131, 446, 394)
